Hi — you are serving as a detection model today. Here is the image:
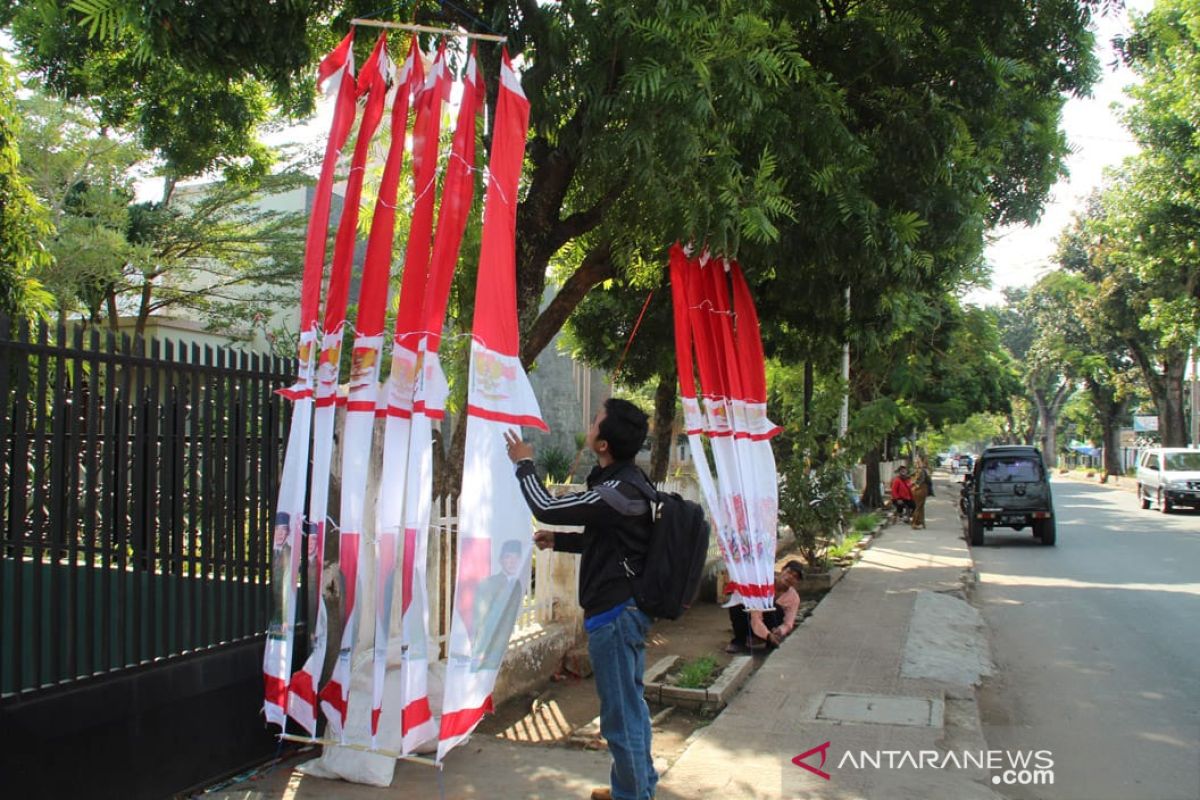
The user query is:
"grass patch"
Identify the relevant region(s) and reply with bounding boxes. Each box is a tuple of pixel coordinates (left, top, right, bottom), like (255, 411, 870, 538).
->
(827, 533, 863, 560)
(672, 655, 720, 689)
(851, 512, 882, 532)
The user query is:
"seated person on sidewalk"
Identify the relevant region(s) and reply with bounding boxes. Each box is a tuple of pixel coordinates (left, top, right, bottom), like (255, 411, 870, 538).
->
(725, 561, 803, 653)
(890, 466, 914, 520)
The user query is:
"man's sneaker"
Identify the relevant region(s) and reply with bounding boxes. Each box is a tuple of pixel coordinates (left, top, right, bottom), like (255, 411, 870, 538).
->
(590, 788, 612, 800)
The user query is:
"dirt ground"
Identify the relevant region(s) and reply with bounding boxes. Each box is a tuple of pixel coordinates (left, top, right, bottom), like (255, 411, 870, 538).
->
(475, 547, 816, 769)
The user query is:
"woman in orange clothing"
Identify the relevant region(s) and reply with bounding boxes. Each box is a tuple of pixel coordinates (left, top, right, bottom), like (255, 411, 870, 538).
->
(910, 457, 930, 529)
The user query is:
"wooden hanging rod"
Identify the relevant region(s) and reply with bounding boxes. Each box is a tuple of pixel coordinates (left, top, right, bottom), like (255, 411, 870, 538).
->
(350, 18, 507, 43)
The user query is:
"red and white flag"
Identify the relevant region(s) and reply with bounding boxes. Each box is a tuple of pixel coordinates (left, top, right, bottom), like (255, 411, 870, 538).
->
(281, 33, 389, 737)
(370, 41, 451, 748)
(670, 246, 779, 611)
(437, 49, 547, 763)
(262, 30, 358, 730)
(392, 46, 482, 755)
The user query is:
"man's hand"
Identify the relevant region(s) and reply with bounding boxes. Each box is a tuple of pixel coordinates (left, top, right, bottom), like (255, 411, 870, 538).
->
(768, 631, 783, 647)
(503, 428, 533, 464)
(533, 529, 555, 551)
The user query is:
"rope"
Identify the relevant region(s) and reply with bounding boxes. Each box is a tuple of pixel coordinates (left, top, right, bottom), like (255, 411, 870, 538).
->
(611, 289, 655, 385)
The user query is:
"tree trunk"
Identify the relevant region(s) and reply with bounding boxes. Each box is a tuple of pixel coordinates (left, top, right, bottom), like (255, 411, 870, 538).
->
(1161, 352, 1189, 446)
(106, 293, 120, 332)
(649, 373, 676, 484)
(442, 411, 469, 499)
(861, 446, 882, 510)
(1086, 378, 1126, 480)
(1034, 381, 1071, 468)
(1127, 343, 1189, 446)
(1102, 422, 1122, 479)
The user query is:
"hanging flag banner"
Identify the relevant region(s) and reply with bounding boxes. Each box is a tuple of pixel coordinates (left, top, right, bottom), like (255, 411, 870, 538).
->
(393, 45, 481, 756)
(370, 41, 451, 748)
(262, 30, 358, 731)
(669, 245, 779, 612)
(437, 48, 547, 763)
(279, 33, 388, 737)
(309, 33, 393, 740)
(292, 32, 417, 749)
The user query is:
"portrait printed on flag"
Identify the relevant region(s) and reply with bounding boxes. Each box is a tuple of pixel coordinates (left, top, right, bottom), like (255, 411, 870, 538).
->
(269, 511, 294, 639)
(469, 538, 528, 672)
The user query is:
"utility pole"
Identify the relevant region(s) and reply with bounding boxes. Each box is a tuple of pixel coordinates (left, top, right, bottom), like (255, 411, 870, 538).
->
(1191, 341, 1198, 447)
(839, 286, 850, 438)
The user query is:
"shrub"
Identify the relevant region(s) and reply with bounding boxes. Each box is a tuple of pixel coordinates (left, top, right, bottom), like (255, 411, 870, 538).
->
(827, 533, 862, 560)
(778, 454, 849, 572)
(538, 446, 573, 484)
(851, 512, 881, 532)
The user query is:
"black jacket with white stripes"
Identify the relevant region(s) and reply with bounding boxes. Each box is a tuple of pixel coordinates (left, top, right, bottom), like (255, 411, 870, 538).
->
(514, 459, 652, 619)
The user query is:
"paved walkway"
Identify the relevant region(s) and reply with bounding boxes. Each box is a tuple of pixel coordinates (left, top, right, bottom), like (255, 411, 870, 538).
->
(213, 482, 1002, 800)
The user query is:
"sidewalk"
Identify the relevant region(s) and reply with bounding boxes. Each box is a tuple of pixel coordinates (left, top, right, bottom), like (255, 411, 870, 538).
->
(211, 483, 1001, 800)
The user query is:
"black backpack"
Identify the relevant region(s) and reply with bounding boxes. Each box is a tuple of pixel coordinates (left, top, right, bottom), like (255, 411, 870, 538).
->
(620, 481, 712, 620)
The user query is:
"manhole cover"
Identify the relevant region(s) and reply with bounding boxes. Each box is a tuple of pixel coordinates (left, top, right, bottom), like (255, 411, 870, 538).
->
(816, 693, 942, 728)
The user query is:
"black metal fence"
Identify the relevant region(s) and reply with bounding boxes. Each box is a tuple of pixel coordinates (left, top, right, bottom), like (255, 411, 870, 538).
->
(0, 317, 292, 700)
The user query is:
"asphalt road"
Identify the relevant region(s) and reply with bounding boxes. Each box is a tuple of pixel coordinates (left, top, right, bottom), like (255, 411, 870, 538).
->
(973, 476, 1200, 800)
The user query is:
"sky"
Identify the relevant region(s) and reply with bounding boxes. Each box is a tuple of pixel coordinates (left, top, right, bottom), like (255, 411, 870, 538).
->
(971, 0, 1156, 307)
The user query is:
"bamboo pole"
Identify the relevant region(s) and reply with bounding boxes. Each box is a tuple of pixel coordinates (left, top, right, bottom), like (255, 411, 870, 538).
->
(350, 18, 506, 42)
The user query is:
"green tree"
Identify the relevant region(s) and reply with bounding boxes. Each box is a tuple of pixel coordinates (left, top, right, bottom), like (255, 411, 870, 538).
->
(14, 88, 310, 336)
(1056, 211, 1143, 474)
(1079, 0, 1200, 446)
(0, 54, 52, 320)
(16, 88, 145, 323)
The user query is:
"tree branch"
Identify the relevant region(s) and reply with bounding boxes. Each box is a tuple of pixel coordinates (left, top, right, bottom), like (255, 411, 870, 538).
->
(519, 241, 615, 368)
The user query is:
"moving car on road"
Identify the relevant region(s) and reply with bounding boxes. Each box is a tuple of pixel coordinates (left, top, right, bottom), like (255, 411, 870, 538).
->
(962, 445, 1056, 546)
(1136, 448, 1200, 513)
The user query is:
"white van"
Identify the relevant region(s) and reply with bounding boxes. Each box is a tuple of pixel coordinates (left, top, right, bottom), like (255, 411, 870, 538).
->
(1136, 448, 1200, 513)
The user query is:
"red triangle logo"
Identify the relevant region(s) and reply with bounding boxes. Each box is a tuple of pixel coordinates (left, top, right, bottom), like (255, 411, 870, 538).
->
(792, 741, 832, 781)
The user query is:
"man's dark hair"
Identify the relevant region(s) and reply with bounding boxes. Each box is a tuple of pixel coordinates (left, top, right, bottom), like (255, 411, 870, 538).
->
(599, 397, 649, 461)
(783, 560, 804, 579)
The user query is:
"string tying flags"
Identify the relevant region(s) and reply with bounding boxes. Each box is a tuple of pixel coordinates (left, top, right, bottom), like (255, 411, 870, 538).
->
(611, 289, 656, 385)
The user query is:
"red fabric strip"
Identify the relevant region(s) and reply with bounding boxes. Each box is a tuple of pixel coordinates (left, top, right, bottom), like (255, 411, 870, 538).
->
(289, 670, 316, 707)
(317, 679, 347, 720)
(469, 50, 530, 358)
(726, 582, 774, 598)
(422, 47, 481, 354)
(346, 401, 376, 412)
(439, 695, 494, 739)
(356, 38, 422, 336)
(393, 44, 451, 345)
(320, 34, 389, 339)
(264, 675, 288, 708)
(401, 697, 433, 735)
(669, 245, 698, 400)
(299, 35, 358, 345)
(466, 404, 550, 431)
(275, 387, 313, 400)
(730, 262, 769, 403)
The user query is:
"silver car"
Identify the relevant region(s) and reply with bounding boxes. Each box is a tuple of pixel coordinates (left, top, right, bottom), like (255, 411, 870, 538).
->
(1136, 448, 1200, 513)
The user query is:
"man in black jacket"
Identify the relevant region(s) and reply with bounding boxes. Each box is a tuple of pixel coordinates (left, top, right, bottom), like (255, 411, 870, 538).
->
(504, 398, 656, 800)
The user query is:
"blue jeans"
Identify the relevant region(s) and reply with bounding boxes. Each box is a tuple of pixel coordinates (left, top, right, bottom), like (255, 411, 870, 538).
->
(587, 604, 656, 799)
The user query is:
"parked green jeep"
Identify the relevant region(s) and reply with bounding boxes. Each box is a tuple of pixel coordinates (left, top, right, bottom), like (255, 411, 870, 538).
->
(962, 445, 1056, 546)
